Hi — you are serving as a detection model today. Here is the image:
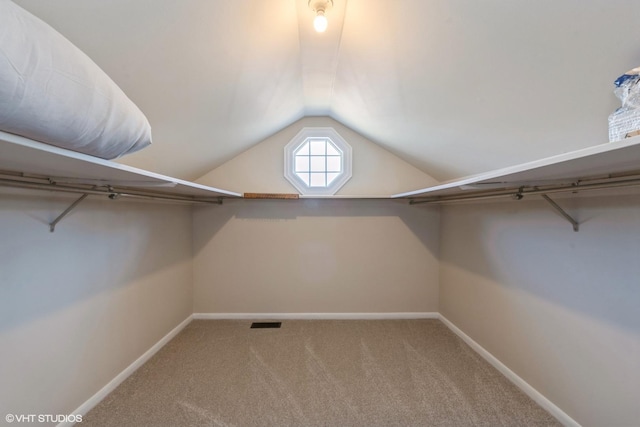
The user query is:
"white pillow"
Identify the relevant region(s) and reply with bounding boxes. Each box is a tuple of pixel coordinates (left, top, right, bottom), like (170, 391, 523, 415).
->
(0, 0, 151, 159)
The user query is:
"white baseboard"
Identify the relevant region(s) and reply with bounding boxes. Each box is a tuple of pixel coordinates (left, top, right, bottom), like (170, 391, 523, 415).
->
(193, 312, 439, 320)
(58, 315, 193, 427)
(438, 314, 580, 427)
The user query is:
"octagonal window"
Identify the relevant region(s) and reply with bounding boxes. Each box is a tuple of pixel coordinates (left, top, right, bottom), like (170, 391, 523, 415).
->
(284, 128, 352, 196)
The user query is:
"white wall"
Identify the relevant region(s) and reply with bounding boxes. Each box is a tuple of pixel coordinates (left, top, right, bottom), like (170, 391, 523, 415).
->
(0, 190, 193, 423)
(193, 199, 440, 314)
(193, 116, 440, 315)
(196, 116, 438, 196)
(439, 193, 640, 427)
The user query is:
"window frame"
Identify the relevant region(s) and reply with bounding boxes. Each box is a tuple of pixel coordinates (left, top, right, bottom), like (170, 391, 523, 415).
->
(284, 127, 352, 196)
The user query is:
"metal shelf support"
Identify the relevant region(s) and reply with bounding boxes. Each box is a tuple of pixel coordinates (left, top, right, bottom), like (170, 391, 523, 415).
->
(49, 193, 90, 232)
(540, 194, 579, 232)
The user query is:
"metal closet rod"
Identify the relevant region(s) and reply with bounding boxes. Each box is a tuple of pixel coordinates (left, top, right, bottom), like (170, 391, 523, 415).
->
(0, 177, 223, 205)
(409, 176, 640, 204)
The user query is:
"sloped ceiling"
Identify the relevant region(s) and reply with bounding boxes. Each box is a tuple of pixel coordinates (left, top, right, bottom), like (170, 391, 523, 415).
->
(14, 0, 640, 181)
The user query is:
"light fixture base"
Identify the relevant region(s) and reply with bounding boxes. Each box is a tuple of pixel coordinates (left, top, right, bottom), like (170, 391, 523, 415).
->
(308, 0, 333, 14)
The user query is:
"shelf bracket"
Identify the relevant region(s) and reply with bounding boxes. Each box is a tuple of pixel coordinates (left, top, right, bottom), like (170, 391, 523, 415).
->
(49, 193, 90, 233)
(540, 194, 579, 232)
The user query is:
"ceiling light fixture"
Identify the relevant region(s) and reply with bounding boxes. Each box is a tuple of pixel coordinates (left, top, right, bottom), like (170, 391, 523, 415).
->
(309, 0, 333, 33)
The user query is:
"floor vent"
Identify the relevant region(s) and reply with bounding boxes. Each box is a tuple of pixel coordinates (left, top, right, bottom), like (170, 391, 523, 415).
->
(250, 322, 282, 329)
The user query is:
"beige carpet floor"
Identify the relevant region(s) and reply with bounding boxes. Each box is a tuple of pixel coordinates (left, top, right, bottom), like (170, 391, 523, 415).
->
(81, 319, 561, 426)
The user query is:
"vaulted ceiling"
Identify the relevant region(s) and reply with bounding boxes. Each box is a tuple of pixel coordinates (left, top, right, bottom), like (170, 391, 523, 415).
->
(14, 0, 640, 181)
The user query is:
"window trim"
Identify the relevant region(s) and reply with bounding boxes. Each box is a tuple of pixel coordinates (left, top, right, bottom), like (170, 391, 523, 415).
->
(284, 127, 352, 196)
